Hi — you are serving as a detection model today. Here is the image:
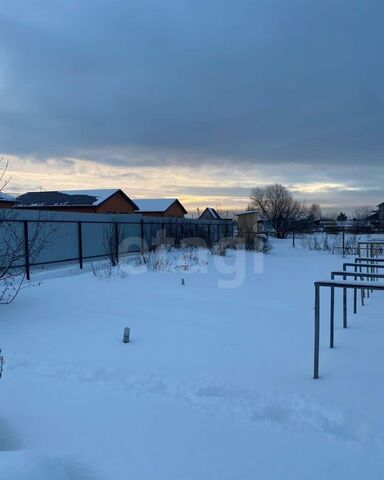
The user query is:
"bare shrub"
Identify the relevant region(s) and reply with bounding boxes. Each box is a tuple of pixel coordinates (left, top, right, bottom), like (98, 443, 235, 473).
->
(236, 231, 273, 253)
(135, 246, 173, 272)
(259, 235, 273, 254)
(0, 159, 57, 303)
(91, 260, 114, 279)
(103, 216, 126, 267)
(91, 246, 209, 278)
(0, 211, 56, 303)
(91, 259, 133, 280)
(300, 232, 361, 255)
(180, 248, 201, 265)
(210, 241, 228, 257)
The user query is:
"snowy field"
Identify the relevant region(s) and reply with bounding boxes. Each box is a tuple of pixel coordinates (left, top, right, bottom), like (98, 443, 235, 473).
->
(1, 239, 384, 479)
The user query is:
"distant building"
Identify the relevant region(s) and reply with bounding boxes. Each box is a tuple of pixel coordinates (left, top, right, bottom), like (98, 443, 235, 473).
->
(313, 218, 337, 229)
(0, 192, 17, 209)
(378, 202, 384, 223)
(199, 207, 221, 221)
(368, 202, 384, 226)
(133, 198, 187, 218)
(16, 189, 138, 214)
(236, 211, 263, 235)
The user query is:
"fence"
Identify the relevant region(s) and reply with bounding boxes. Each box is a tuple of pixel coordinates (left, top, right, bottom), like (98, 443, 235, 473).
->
(289, 228, 384, 257)
(0, 209, 234, 279)
(313, 249, 384, 379)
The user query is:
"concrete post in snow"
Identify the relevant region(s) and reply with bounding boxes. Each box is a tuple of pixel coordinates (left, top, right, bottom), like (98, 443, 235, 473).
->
(123, 327, 130, 343)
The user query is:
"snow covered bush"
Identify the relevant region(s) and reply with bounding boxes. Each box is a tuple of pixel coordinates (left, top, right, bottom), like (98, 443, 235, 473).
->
(91, 260, 116, 279)
(239, 232, 272, 254)
(137, 246, 208, 272)
(91, 247, 209, 279)
(258, 235, 273, 254)
(210, 242, 228, 257)
(135, 246, 174, 272)
(180, 248, 200, 265)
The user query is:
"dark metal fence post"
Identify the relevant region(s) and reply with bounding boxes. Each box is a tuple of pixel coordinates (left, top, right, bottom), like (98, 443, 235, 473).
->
(342, 227, 345, 257)
(353, 265, 357, 314)
(292, 231, 295, 247)
(342, 264, 347, 327)
(78, 222, 83, 269)
(314, 284, 320, 379)
(181, 220, 185, 245)
(330, 274, 335, 348)
(140, 219, 144, 253)
(343, 271, 347, 328)
(208, 223, 211, 248)
(23, 220, 30, 280)
(114, 222, 119, 264)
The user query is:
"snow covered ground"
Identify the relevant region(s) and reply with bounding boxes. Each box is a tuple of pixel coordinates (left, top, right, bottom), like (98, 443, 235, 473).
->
(1, 240, 384, 479)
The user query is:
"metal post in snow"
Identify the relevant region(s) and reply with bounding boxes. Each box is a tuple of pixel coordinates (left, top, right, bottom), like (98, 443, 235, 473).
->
(353, 265, 357, 314)
(314, 284, 320, 379)
(114, 222, 119, 264)
(342, 265, 347, 327)
(208, 223, 211, 249)
(343, 285, 347, 328)
(140, 219, 144, 253)
(330, 279, 335, 348)
(23, 220, 30, 280)
(78, 221, 83, 269)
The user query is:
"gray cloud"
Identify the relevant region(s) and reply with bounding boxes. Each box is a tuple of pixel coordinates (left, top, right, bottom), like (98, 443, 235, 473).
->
(0, 0, 383, 169)
(2, 0, 384, 210)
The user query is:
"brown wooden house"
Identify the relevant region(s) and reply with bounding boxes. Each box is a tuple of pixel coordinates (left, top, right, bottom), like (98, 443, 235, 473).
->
(16, 189, 138, 214)
(0, 192, 17, 209)
(199, 207, 221, 220)
(134, 198, 187, 217)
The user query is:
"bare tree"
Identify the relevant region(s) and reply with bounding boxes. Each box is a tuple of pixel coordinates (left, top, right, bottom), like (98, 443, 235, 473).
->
(351, 205, 373, 233)
(250, 184, 306, 239)
(0, 160, 55, 303)
(307, 203, 322, 222)
(354, 206, 372, 223)
(215, 205, 236, 220)
(0, 157, 10, 192)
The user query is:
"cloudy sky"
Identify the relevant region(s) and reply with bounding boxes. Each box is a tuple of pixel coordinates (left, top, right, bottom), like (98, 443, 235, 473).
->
(1, 0, 383, 213)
